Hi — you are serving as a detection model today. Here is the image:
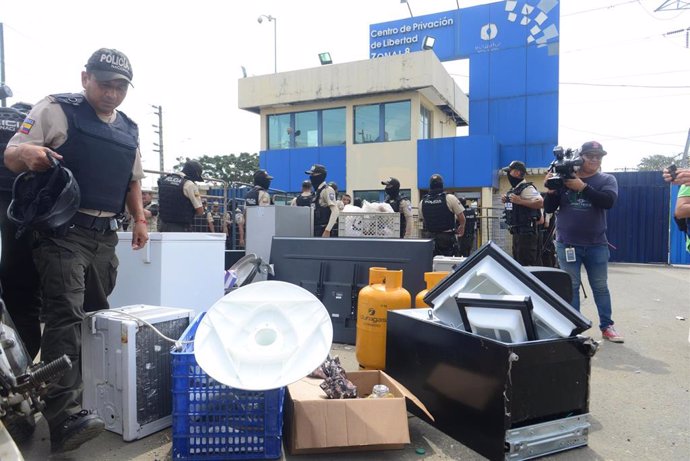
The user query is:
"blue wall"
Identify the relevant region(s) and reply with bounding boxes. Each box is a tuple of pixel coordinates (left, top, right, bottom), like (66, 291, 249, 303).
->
(370, 1, 560, 175)
(607, 172, 670, 264)
(259, 146, 346, 192)
(417, 135, 499, 189)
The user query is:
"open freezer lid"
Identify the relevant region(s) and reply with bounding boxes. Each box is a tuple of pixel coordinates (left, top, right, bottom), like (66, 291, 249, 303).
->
(424, 241, 591, 339)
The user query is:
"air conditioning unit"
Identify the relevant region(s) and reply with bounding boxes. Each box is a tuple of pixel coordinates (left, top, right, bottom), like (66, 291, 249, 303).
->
(82, 305, 193, 441)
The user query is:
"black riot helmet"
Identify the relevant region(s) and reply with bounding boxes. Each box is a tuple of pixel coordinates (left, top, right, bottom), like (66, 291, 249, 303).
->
(182, 160, 204, 182)
(7, 156, 80, 237)
(429, 174, 444, 191)
(381, 177, 400, 197)
(253, 169, 273, 190)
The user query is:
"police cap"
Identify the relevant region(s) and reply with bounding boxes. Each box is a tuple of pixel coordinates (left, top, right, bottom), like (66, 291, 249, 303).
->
(381, 177, 400, 188)
(305, 164, 327, 176)
(501, 160, 527, 174)
(254, 169, 274, 181)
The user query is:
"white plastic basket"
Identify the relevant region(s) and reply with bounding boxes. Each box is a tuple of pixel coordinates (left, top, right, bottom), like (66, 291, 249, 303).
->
(338, 212, 400, 238)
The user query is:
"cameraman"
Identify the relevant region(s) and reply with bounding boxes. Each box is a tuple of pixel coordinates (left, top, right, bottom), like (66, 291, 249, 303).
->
(501, 161, 543, 265)
(543, 141, 623, 343)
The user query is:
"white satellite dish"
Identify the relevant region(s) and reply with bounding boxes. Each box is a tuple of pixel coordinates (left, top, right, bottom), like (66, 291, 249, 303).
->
(194, 280, 333, 390)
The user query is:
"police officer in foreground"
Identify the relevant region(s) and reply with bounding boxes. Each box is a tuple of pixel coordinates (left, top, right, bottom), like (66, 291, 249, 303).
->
(306, 164, 339, 237)
(382, 177, 413, 238)
(241, 169, 274, 246)
(458, 197, 477, 257)
(0, 102, 43, 360)
(4, 48, 148, 453)
(290, 179, 313, 206)
(419, 174, 465, 256)
(501, 160, 543, 266)
(158, 160, 205, 232)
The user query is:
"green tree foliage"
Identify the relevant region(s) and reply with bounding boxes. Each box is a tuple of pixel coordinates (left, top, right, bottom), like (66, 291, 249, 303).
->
(174, 153, 259, 184)
(636, 154, 678, 171)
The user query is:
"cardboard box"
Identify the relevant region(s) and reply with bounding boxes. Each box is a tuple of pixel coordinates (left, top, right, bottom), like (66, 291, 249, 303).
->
(284, 370, 431, 454)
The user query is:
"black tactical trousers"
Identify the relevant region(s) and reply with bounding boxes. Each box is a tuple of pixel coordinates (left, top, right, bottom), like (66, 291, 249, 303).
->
(458, 232, 475, 257)
(428, 231, 459, 257)
(32, 225, 118, 429)
(512, 231, 539, 266)
(0, 192, 42, 359)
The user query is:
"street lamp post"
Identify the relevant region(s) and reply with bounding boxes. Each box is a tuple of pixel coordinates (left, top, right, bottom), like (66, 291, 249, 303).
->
(257, 14, 277, 73)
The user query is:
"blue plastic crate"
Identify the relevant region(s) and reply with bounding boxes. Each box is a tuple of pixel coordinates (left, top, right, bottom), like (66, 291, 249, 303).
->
(171, 313, 285, 460)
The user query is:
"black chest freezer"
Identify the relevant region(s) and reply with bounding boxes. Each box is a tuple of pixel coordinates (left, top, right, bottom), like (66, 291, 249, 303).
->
(386, 308, 596, 461)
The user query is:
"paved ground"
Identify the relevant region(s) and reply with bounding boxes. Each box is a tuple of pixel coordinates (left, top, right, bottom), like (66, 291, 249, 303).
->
(12, 263, 690, 461)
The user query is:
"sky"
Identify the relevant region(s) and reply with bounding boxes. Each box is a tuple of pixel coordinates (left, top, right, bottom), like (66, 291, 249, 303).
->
(1, 0, 688, 187)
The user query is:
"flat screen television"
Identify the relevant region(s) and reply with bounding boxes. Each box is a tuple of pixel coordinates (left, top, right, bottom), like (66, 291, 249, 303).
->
(269, 237, 434, 344)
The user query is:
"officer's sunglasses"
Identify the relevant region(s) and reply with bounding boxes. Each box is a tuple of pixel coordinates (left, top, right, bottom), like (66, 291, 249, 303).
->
(582, 154, 604, 161)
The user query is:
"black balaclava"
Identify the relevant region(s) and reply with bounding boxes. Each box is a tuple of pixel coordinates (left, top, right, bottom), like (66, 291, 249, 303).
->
(310, 173, 325, 189)
(255, 175, 271, 190)
(508, 173, 523, 188)
(383, 178, 400, 199)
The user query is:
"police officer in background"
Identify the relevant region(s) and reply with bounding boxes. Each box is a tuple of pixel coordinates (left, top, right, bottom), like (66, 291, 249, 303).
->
(290, 179, 313, 206)
(306, 164, 339, 237)
(4, 48, 147, 452)
(419, 174, 465, 256)
(382, 177, 413, 238)
(458, 197, 477, 257)
(158, 160, 205, 232)
(0, 102, 42, 360)
(245, 169, 273, 208)
(501, 160, 543, 266)
(241, 169, 273, 246)
(328, 181, 341, 236)
(210, 201, 224, 233)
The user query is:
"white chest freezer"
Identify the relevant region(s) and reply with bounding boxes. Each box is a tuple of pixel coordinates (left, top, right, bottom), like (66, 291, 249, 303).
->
(82, 305, 194, 441)
(108, 232, 226, 315)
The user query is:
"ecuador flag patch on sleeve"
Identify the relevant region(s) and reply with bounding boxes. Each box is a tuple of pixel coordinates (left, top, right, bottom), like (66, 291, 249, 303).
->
(19, 118, 35, 135)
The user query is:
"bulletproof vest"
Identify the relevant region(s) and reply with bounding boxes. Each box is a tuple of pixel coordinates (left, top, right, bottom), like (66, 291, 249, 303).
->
(463, 208, 477, 234)
(157, 173, 195, 224)
(312, 183, 332, 227)
(504, 182, 541, 231)
(386, 194, 408, 238)
(295, 193, 313, 207)
(53, 93, 138, 213)
(421, 191, 455, 233)
(211, 212, 223, 232)
(0, 107, 30, 193)
(245, 186, 267, 207)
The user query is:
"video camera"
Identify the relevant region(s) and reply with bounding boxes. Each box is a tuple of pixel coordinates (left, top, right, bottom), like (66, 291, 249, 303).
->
(545, 146, 583, 190)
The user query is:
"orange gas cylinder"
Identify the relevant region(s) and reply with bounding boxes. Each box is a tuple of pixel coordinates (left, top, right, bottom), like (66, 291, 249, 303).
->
(415, 271, 450, 308)
(356, 268, 411, 370)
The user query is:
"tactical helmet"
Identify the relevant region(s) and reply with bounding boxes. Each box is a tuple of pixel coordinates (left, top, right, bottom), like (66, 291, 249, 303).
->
(7, 158, 80, 236)
(429, 174, 444, 190)
(327, 181, 338, 193)
(182, 160, 204, 182)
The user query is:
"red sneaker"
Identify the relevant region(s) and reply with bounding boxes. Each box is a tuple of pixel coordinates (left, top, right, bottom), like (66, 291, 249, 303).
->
(602, 326, 624, 343)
